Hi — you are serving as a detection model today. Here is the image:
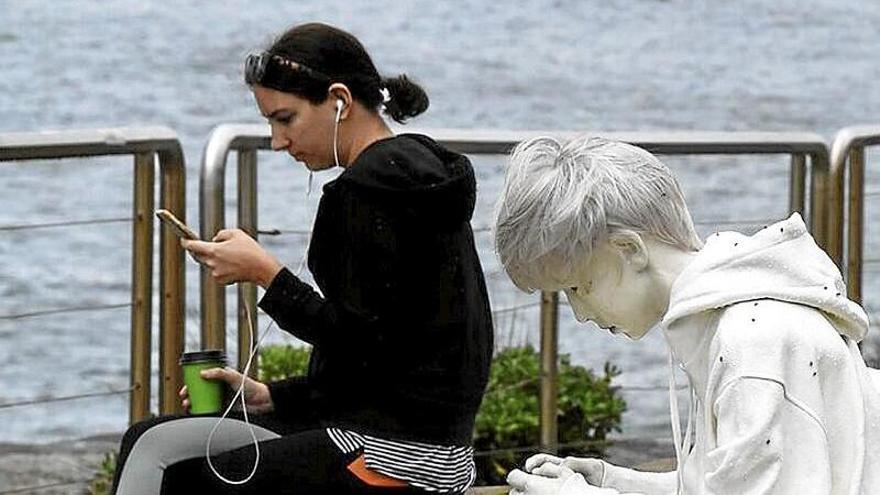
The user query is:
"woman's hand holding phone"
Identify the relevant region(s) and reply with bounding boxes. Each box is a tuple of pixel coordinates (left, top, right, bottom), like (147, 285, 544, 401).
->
(181, 229, 283, 288)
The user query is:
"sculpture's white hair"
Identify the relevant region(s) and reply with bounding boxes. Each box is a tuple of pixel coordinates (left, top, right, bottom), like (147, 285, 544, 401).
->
(494, 136, 703, 292)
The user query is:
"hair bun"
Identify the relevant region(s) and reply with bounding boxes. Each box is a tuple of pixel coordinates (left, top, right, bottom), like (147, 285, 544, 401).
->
(381, 74, 429, 123)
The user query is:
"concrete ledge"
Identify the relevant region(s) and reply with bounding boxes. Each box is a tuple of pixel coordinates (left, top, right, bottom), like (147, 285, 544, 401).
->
(467, 487, 508, 494)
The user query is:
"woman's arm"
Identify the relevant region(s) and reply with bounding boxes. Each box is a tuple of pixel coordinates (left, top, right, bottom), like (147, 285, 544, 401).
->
(265, 375, 310, 416)
(183, 229, 391, 349)
(182, 229, 282, 287)
(257, 266, 391, 348)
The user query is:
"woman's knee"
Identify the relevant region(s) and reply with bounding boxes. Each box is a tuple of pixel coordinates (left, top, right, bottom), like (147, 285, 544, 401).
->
(119, 415, 184, 453)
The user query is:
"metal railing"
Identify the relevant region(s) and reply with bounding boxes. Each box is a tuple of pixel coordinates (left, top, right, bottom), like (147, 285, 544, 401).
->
(0, 126, 187, 422)
(829, 125, 880, 305)
(199, 125, 831, 453)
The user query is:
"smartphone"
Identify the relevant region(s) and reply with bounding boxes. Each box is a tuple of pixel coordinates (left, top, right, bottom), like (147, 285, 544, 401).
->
(155, 209, 200, 240)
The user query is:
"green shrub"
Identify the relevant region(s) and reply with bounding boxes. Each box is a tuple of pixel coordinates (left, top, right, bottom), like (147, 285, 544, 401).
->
(473, 346, 626, 485)
(88, 452, 116, 495)
(258, 344, 312, 382)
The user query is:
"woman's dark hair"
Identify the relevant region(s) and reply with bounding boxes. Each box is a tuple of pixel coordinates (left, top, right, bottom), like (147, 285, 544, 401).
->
(254, 23, 428, 124)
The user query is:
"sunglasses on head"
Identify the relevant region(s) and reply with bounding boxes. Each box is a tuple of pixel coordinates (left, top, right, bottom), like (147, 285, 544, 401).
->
(244, 52, 330, 86)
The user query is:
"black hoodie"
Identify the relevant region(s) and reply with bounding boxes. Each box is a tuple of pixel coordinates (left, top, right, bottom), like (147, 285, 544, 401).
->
(259, 134, 494, 446)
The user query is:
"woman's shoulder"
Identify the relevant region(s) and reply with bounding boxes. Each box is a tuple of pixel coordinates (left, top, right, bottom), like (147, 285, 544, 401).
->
(339, 134, 472, 192)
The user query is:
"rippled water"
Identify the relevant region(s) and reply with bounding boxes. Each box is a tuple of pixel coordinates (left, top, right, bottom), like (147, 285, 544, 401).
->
(2, 0, 880, 444)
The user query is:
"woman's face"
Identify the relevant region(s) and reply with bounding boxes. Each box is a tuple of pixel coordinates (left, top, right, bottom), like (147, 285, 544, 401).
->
(252, 84, 339, 171)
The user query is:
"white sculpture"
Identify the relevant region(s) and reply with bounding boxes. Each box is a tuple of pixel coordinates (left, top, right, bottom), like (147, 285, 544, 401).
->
(494, 137, 880, 495)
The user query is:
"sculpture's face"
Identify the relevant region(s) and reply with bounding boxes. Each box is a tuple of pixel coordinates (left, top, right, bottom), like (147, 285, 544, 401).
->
(546, 238, 663, 340)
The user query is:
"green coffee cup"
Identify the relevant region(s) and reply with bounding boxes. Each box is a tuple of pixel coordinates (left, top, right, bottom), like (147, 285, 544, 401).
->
(180, 350, 227, 414)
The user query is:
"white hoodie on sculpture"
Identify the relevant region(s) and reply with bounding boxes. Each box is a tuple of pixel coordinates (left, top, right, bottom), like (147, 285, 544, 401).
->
(568, 213, 880, 495)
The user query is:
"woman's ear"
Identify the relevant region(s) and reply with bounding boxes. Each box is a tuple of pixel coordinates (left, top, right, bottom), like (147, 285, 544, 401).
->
(608, 231, 649, 271)
(328, 83, 353, 120)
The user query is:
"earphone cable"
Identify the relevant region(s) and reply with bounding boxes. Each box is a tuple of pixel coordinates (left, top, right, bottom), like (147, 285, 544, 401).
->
(205, 300, 276, 485)
(202, 100, 340, 484)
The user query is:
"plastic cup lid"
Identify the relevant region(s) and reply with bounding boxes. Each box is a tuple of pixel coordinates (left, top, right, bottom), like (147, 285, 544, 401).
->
(179, 349, 227, 365)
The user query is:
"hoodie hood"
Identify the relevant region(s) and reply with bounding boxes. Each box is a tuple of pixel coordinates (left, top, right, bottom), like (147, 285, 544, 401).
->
(334, 133, 476, 226)
(662, 213, 868, 342)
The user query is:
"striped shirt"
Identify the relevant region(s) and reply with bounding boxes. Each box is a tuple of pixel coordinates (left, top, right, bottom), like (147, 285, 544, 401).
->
(326, 428, 475, 493)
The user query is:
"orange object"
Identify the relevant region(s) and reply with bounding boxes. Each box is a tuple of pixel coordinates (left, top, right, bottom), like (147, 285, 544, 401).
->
(347, 454, 408, 488)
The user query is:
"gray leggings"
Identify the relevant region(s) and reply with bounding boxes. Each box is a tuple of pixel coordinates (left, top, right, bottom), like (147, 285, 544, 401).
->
(114, 416, 280, 494)
(111, 413, 426, 495)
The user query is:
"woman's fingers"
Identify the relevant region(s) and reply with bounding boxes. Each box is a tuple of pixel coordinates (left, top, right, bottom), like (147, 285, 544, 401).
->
(181, 239, 215, 258)
(178, 385, 191, 413)
(180, 238, 214, 267)
(212, 271, 238, 286)
(200, 366, 232, 386)
(201, 367, 243, 388)
(212, 229, 237, 242)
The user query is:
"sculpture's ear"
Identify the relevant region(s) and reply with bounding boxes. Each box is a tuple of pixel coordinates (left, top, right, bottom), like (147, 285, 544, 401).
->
(607, 230, 649, 272)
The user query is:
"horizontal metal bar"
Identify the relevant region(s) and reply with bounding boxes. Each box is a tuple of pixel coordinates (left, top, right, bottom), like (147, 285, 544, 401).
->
(419, 128, 828, 156)
(0, 126, 180, 161)
(207, 124, 828, 156)
(0, 386, 134, 410)
(0, 216, 130, 232)
(261, 226, 491, 237)
(258, 219, 780, 239)
(0, 302, 131, 321)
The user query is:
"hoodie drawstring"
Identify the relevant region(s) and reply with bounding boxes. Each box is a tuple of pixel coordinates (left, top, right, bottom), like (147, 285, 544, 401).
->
(668, 347, 695, 495)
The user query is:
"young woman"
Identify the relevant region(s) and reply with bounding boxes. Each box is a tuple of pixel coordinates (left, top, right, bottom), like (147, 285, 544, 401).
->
(495, 136, 880, 494)
(112, 23, 493, 495)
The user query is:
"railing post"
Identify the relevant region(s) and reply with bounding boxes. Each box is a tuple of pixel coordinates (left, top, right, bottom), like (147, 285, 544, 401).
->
(828, 125, 880, 299)
(539, 291, 559, 454)
(847, 147, 865, 305)
(200, 132, 230, 352)
(789, 154, 806, 216)
(237, 149, 259, 375)
(130, 152, 154, 423)
(158, 147, 187, 415)
(809, 151, 831, 254)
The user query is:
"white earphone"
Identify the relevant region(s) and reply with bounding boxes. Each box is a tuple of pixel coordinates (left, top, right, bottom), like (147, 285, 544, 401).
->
(335, 98, 344, 123)
(333, 98, 344, 167)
